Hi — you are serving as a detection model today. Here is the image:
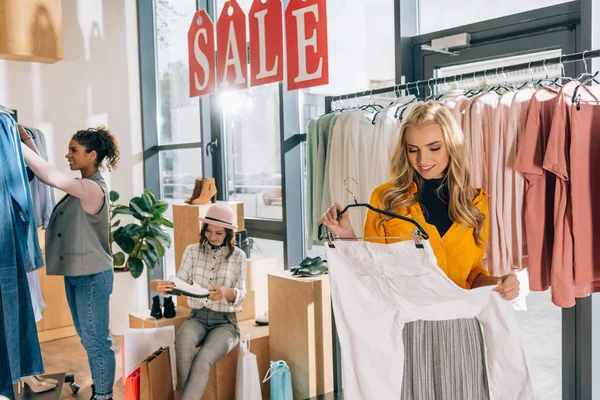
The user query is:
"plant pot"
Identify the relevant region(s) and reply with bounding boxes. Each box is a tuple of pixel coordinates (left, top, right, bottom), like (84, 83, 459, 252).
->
(109, 269, 144, 335)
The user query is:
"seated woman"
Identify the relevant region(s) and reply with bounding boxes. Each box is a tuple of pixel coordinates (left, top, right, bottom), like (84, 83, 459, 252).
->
(149, 203, 247, 400)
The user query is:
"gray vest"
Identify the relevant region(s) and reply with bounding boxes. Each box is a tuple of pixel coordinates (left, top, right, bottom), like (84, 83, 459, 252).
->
(45, 171, 112, 276)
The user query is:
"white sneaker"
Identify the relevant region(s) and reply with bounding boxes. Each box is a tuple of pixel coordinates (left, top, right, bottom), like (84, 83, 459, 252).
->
(255, 311, 269, 326)
(168, 276, 210, 298)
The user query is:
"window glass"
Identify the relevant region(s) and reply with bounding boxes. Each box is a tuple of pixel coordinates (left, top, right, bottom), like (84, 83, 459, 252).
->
(160, 148, 204, 278)
(156, 0, 201, 145)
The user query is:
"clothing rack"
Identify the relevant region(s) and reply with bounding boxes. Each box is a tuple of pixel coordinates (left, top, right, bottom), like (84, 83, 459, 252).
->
(326, 49, 600, 104)
(0, 105, 17, 122)
(322, 48, 600, 397)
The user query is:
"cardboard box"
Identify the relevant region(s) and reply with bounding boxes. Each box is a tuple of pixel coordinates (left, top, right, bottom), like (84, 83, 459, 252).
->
(247, 253, 279, 317)
(268, 271, 333, 399)
(129, 307, 191, 335)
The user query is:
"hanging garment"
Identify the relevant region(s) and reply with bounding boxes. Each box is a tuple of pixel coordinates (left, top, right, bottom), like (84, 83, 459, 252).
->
(325, 240, 534, 400)
(0, 114, 45, 383)
(502, 88, 535, 271)
(306, 112, 339, 247)
(306, 118, 319, 247)
(369, 97, 413, 189)
(0, 283, 14, 399)
(27, 270, 45, 322)
(25, 127, 55, 229)
(328, 110, 373, 237)
(514, 87, 559, 291)
(542, 82, 577, 307)
(489, 92, 516, 276)
(561, 85, 600, 298)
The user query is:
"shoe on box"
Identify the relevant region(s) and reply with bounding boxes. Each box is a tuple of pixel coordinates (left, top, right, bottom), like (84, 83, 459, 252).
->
(168, 276, 210, 298)
(255, 311, 269, 326)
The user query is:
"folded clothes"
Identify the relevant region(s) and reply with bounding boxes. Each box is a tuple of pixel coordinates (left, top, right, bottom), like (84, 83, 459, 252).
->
(168, 276, 210, 298)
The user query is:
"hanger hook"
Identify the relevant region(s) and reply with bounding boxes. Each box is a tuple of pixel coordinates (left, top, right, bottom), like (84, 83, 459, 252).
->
(428, 78, 433, 96)
(501, 66, 507, 85)
(583, 50, 589, 74)
(543, 59, 548, 80)
(343, 177, 360, 205)
(559, 54, 566, 77)
(415, 81, 421, 98)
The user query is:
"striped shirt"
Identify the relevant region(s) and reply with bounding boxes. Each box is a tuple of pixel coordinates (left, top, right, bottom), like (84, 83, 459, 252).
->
(176, 243, 247, 312)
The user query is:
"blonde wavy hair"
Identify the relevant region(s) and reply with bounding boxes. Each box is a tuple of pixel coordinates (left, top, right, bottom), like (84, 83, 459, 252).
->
(381, 101, 485, 246)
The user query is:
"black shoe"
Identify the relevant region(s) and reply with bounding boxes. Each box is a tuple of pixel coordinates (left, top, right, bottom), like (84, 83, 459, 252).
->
(150, 296, 163, 320)
(163, 296, 176, 319)
(298, 260, 328, 277)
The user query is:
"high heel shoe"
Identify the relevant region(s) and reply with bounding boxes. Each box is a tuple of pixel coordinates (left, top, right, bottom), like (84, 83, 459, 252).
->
(21, 376, 57, 393)
(34, 375, 59, 385)
(184, 178, 203, 204)
(191, 178, 217, 205)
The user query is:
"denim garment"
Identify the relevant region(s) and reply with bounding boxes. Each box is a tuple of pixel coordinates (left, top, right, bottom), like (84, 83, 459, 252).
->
(65, 269, 115, 399)
(0, 114, 45, 383)
(25, 126, 55, 229)
(0, 285, 14, 399)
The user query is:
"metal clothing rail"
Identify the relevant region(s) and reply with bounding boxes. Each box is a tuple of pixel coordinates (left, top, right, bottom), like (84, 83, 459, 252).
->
(323, 48, 600, 397)
(326, 48, 600, 103)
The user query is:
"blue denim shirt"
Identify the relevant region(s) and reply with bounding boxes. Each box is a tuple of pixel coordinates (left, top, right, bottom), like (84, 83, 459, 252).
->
(0, 113, 45, 387)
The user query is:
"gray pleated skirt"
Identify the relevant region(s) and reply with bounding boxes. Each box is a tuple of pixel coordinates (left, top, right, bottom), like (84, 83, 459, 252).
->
(401, 318, 490, 400)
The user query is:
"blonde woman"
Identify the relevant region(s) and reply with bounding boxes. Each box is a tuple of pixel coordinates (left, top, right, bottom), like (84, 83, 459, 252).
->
(321, 101, 519, 399)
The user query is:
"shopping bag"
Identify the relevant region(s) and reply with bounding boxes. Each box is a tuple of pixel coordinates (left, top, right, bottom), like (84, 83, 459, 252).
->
(122, 319, 177, 390)
(139, 347, 174, 400)
(235, 334, 262, 400)
(124, 367, 140, 400)
(263, 360, 293, 400)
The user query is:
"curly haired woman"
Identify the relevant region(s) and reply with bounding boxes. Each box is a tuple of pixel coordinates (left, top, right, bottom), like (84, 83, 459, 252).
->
(20, 127, 120, 400)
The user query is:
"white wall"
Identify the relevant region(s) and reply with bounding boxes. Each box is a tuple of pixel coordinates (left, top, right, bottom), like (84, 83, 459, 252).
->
(418, 0, 571, 34)
(0, 0, 148, 306)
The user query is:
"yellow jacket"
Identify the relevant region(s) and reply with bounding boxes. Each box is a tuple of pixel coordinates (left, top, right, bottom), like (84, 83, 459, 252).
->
(363, 181, 489, 289)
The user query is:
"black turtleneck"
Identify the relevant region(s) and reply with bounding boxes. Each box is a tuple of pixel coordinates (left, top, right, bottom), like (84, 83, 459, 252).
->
(419, 178, 453, 237)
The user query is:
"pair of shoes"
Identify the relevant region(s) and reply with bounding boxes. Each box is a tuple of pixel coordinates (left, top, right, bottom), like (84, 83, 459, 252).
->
(255, 311, 269, 326)
(168, 276, 210, 298)
(291, 257, 328, 277)
(21, 376, 57, 394)
(184, 178, 217, 205)
(150, 295, 176, 319)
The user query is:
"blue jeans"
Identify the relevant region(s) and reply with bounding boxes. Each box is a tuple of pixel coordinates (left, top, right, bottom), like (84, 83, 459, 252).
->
(65, 270, 115, 399)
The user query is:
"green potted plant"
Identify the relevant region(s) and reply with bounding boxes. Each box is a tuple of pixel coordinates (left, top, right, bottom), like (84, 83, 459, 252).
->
(109, 189, 173, 278)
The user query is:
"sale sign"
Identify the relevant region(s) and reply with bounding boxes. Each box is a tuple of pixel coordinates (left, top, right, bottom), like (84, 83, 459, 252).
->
(187, 0, 329, 97)
(249, 0, 284, 87)
(285, 0, 329, 90)
(187, 10, 216, 97)
(217, 0, 248, 90)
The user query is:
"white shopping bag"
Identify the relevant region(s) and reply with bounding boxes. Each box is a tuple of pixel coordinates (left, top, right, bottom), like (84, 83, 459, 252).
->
(235, 334, 262, 400)
(122, 319, 177, 390)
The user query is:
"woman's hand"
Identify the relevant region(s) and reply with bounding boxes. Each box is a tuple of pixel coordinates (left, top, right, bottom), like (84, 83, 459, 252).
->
(208, 286, 235, 302)
(18, 125, 31, 142)
(493, 274, 520, 301)
(149, 280, 175, 296)
(321, 203, 357, 239)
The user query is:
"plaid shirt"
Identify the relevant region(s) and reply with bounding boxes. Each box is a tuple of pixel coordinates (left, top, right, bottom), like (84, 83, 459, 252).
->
(177, 243, 247, 312)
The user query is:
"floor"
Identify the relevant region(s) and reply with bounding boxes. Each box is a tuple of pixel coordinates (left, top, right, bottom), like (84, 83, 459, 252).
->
(40, 335, 124, 399)
(39, 291, 561, 400)
(515, 290, 562, 400)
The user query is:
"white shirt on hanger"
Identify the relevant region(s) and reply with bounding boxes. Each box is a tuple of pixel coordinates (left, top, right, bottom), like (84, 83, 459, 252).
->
(325, 240, 534, 400)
